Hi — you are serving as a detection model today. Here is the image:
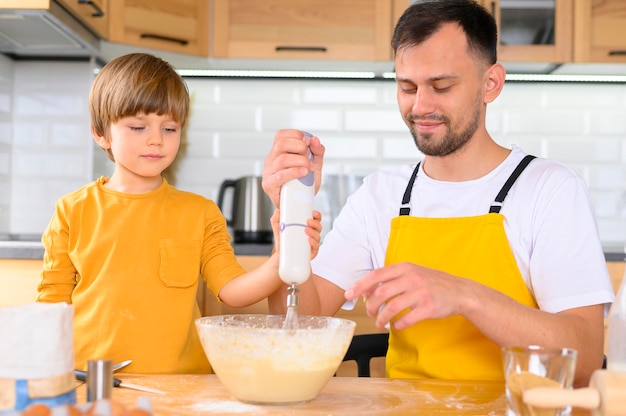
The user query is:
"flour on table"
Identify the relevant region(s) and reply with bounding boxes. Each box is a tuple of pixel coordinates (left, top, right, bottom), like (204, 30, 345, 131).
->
(188, 401, 264, 413)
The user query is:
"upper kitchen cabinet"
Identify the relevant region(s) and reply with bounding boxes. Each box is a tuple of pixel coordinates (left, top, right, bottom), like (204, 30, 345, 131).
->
(573, 0, 626, 63)
(483, 0, 573, 63)
(392, 0, 573, 64)
(212, 0, 394, 61)
(57, 0, 109, 38)
(107, 0, 210, 56)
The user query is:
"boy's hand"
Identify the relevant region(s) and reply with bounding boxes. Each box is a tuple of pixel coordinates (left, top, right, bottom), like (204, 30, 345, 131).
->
(270, 209, 322, 259)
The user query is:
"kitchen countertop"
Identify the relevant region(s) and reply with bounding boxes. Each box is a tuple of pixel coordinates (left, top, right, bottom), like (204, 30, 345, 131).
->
(0, 239, 622, 261)
(70, 373, 594, 416)
(0, 239, 273, 259)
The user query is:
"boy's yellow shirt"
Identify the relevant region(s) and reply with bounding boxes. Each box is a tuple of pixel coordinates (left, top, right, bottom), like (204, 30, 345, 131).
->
(38, 177, 247, 374)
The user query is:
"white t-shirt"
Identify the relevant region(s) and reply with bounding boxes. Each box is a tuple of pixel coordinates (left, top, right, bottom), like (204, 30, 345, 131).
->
(312, 145, 615, 314)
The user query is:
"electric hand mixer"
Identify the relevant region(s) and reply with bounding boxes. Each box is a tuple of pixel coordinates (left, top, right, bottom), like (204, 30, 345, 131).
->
(279, 132, 315, 331)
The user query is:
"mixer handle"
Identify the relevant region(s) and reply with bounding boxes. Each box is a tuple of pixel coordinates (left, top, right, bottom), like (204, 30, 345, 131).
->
(217, 179, 238, 226)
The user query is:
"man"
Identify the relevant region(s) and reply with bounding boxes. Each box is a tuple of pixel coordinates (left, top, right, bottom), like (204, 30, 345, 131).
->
(262, 0, 614, 387)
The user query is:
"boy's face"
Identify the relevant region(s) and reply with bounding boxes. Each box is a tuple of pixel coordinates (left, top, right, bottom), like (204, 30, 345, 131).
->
(96, 112, 181, 182)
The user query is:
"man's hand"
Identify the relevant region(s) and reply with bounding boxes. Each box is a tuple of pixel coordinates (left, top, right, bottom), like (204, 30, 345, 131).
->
(262, 129, 325, 207)
(345, 262, 473, 330)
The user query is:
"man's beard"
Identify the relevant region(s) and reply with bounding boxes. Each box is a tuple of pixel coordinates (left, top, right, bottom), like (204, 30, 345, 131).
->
(407, 105, 480, 157)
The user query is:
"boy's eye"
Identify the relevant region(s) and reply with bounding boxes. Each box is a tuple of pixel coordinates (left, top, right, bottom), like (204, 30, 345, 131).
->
(163, 127, 178, 133)
(130, 126, 144, 131)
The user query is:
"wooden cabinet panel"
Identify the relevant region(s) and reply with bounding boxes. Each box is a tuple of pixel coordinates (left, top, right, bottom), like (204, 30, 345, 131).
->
(574, 0, 626, 63)
(108, 0, 209, 56)
(393, 0, 573, 63)
(57, 0, 109, 38)
(212, 0, 394, 61)
(483, 0, 573, 63)
(0, 259, 41, 306)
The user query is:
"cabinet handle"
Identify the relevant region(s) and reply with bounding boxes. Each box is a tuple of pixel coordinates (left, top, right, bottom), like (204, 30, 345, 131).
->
(275, 46, 327, 53)
(77, 0, 104, 17)
(609, 50, 626, 56)
(140, 34, 189, 46)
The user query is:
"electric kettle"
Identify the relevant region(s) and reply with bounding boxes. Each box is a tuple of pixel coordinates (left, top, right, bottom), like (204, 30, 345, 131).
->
(217, 176, 274, 244)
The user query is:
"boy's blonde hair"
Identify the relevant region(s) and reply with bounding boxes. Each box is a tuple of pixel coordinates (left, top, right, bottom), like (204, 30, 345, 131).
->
(89, 53, 190, 161)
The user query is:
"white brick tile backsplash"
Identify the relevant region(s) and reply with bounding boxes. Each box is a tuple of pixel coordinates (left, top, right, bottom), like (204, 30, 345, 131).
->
(3, 62, 626, 245)
(291, 109, 342, 131)
(12, 122, 46, 147)
(504, 109, 586, 135)
(0, 89, 10, 114)
(496, 84, 545, 107)
(542, 84, 620, 108)
(218, 79, 297, 104)
(0, 122, 11, 144)
(591, 191, 624, 218)
(0, 152, 9, 175)
(50, 122, 91, 147)
(588, 111, 626, 136)
(215, 133, 274, 158)
(260, 106, 341, 132)
(598, 219, 626, 244)
(323, 136, 378, 159)
(182, 131, 216, 157)
(14, 94, 46, 116)
(546, 137, 622, 163)
(303, 84, 379, 104)
(345, 109, 405, 131)
(188, 104, 258, 131)
(383, 136, 422, 160)
(587, 166, 626, 191)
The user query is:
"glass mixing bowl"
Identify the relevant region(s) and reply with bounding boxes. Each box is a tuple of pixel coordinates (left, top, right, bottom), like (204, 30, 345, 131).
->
(195, 314, 356, 405)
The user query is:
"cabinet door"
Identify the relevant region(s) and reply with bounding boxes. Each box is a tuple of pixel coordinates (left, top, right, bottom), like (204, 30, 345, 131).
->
(483, 0, 573, 63)
(57, 0, 109, 38)
(573, 0, 626, 63)
(108, 0, 210, 56)
(212, 0, 394, 61)
(391, 0, 573, 63)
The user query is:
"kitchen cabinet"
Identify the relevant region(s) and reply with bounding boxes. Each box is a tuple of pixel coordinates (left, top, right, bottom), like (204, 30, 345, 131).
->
(474, 0, 573, 63)
(482, 0, 573, 63)
(57, 0, 109, 38)
(0, 259, 40, 306)
(107, 0, 210, 56)
(573, 0, 626, 63)
(393, 0, 573, 63)
(212, 0, 394, 61)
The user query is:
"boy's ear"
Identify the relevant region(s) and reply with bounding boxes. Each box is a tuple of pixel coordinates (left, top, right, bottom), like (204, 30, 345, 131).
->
(91, 125, 109, 149)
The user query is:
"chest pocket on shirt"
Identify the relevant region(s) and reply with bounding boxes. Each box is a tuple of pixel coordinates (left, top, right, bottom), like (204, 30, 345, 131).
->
(159, 239, 201, 288)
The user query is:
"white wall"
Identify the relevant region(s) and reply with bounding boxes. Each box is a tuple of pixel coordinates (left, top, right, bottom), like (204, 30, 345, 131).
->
(178, 78, 626, 245)
(3, 61, 626, 245)
(0, 54, 13, 235)
(7, 60, 94, 236)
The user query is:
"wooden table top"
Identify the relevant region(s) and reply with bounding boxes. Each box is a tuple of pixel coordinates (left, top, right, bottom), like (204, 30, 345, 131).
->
(73, 374, 592, 416)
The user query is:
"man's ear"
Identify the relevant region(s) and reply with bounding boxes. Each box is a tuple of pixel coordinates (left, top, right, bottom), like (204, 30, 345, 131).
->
(91, 125, 109, 149)
(483, 63, 506, 104)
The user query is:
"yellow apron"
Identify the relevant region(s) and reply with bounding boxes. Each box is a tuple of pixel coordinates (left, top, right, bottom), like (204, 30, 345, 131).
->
(385, 155, 538, 380)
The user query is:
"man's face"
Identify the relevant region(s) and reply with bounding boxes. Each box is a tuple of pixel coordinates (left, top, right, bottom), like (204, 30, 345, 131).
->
(395, 23, 487, 157)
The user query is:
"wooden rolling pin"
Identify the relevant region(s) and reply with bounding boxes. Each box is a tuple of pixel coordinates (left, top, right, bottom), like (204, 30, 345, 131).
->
(523, 370, 626, 416)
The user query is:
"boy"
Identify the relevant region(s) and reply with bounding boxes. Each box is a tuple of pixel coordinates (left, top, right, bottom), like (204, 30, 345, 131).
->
(37, 53, 321, 374)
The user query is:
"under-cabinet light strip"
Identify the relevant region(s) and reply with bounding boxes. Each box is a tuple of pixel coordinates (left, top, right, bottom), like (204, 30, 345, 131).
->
(175, 69, 626, 83)
(505, 73, 626, 82)
(176, 69, 377, 79)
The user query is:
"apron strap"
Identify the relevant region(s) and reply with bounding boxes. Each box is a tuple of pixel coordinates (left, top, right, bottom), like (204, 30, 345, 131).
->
(489, 155, 536, 213)
(400, 162, 421, 216)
